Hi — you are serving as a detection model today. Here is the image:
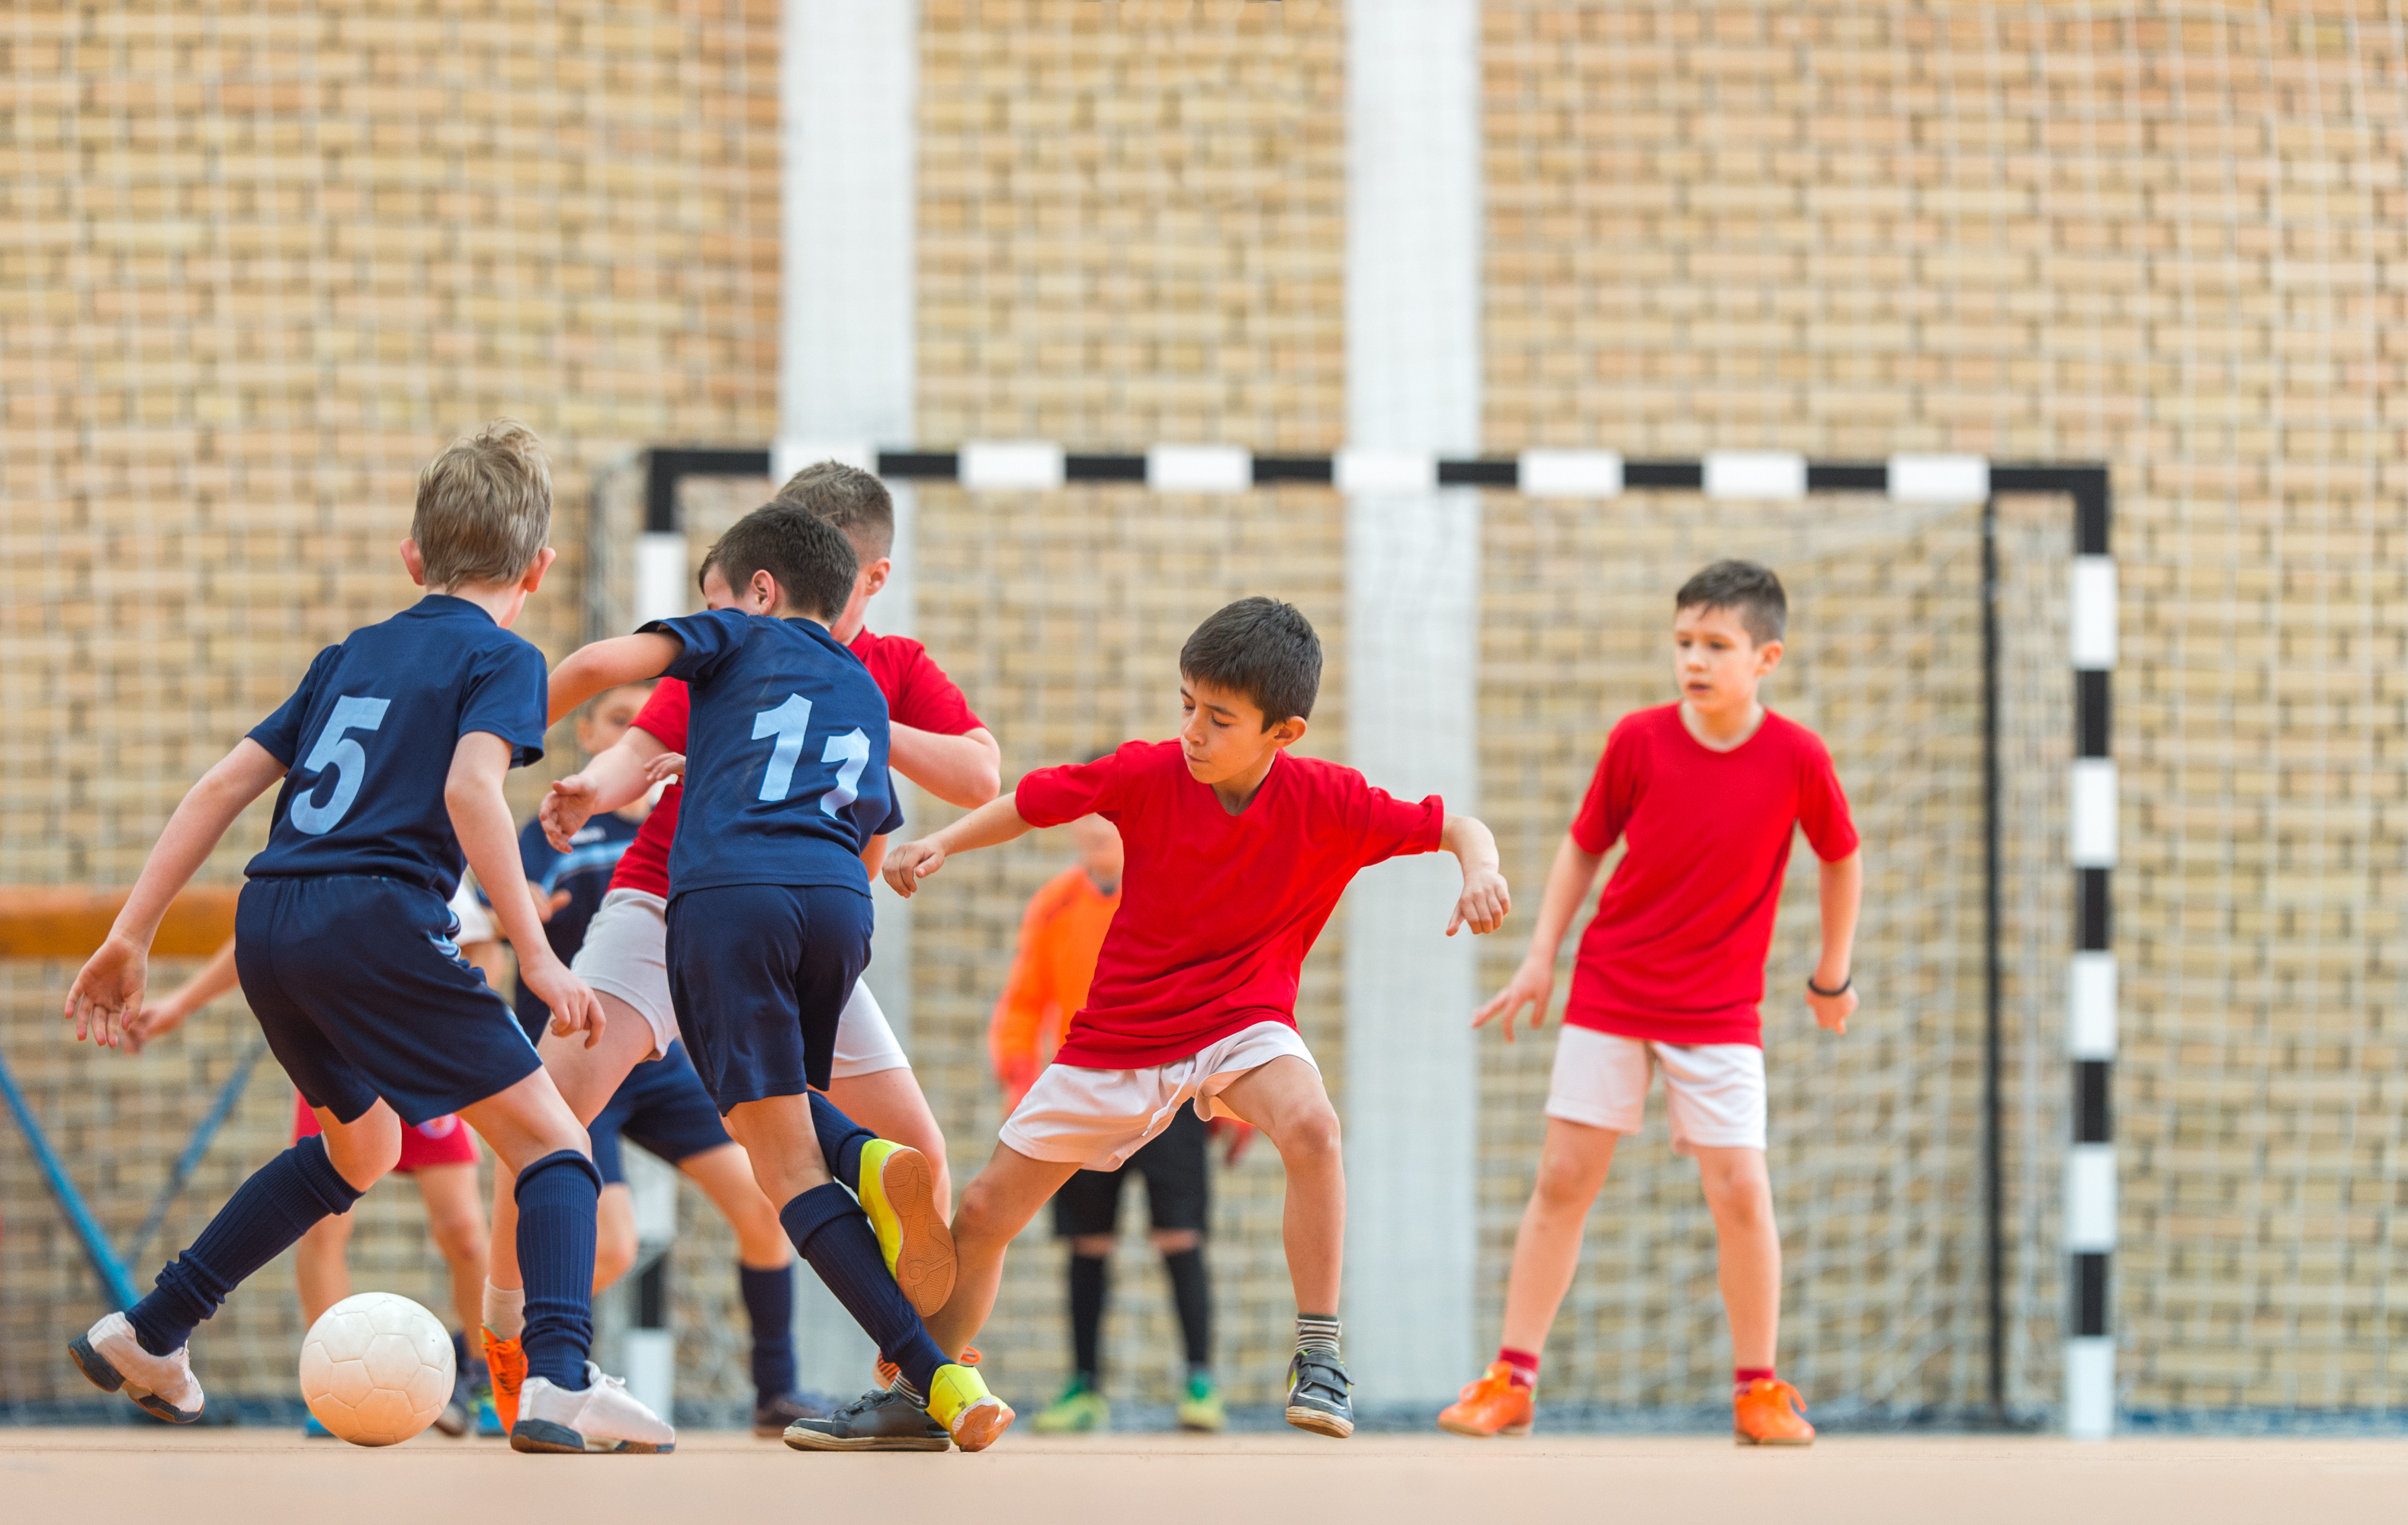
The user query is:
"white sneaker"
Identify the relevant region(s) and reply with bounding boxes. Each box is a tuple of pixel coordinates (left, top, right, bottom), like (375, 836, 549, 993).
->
(69, 1312, 205, 1424)
(510, 1362, 675, 1454)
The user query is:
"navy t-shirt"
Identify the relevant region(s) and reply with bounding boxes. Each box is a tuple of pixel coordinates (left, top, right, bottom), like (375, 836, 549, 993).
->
(246, 596, 550, 897)
(509, 810, 641, 1035)
(639, 608, 903, 897)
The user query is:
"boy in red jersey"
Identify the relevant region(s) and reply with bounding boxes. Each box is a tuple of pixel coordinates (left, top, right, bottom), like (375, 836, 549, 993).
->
(1438, 560, 1862, 1447)
(884, 597, 1513, 1439)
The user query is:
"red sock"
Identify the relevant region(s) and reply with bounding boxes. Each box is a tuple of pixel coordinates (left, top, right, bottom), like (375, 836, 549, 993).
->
(1498, 1347, 1540, 1392)
(1735, 1366, 1776, 1395)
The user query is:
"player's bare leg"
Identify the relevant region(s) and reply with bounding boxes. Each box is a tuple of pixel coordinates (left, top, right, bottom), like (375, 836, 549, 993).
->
(1498, 1118, 1620, 1353)
(929, 1143, 1077, 1356)
(1212, 1056, 1353, 1437)
(676, 1141, 795, 1270)
(415, 1162, 491, 1337)
(294, 1210, 357, 1328)
(1694, 1145, 1780, 1366)
(593, 1184, 638, 1289)
(485, 992, 655, 1289)
(827, 1066, 953, 1209)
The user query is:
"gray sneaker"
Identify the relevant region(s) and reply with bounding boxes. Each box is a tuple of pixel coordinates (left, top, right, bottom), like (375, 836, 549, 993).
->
(752, 1389, 843, 1437)
(1286, 1349, 1354, 1438)
(69, 1312, 205, 1424)
(782, 1388, 952, 1452)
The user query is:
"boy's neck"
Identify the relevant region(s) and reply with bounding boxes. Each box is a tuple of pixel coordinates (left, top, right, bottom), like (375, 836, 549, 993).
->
(1679, 697, 1767, 752)
(1208, 750, 1280, 815)
(426, 580, 525, 628)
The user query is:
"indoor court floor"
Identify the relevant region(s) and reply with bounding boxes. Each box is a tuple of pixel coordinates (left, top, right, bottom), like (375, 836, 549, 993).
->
(6, 1427, 2403, 1525)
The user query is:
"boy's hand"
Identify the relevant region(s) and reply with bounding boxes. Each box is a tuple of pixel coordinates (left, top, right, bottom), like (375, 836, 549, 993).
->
(122, 990, 196, 1055)
(540, 772, 602, 852)
(527, 881, 573, 923)
(522, 955, 606, 1048)
(643, 751, 685, 784)
(1472, 955, 1555, 1043)
(1807, 974, 1857, 1035)
(1446, 866, 1511, 937)
(65, 935, 149, 1049)
(881, 839, 947, 898)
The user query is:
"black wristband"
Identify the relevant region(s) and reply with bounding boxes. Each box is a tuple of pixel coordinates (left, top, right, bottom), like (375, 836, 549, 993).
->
(1807, 973, 1852, 998)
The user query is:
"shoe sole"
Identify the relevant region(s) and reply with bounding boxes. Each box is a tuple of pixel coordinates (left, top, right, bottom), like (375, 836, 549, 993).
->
(68, 1336, 203, 1424)
(948, 1398, 1014, 1453)
(510, 1419, 673, 1454)
(868, 1147, 957, 1317)
(1286, 1405, 1354, 1439)
(1437, 1417, 1532, 1438)
(781, 1428, 951, 1453)
(1734, 1430, 1814, 1447)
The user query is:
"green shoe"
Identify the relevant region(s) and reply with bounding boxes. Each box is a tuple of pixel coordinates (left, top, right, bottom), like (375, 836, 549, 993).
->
(1031, 1380, 1109, 1434)
(1177, 1372, 1225, 1433)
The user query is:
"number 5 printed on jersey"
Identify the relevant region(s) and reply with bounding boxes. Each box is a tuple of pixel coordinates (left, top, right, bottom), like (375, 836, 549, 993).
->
(752, 693, 872, 817)
(289, 695, 392, 835)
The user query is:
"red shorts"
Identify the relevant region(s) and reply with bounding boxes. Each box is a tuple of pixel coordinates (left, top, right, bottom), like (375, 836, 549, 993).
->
(290, 1092, 480, 1173)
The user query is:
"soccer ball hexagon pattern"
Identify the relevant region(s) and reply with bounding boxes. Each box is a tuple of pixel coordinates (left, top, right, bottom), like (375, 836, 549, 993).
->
(298, 1292, 455, 1446)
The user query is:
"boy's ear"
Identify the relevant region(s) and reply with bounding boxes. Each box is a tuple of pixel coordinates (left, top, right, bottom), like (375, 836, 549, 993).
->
(747, 568, 780, 614)
(1269, 715, 1309, 750)
(519, 546, 558, 593)
(400, 538, 429, 588)
(1754, 637, 1784, 676)
(859, 557, 892, 599)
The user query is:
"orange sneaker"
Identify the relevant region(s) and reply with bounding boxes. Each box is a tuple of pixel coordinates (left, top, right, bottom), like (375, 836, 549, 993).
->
(1437, 1362, 1533, 1438)
(1733, 1378, 1815, 1446)
(874, 1344, 979, 1392)
(482, 1328, 526, 1436)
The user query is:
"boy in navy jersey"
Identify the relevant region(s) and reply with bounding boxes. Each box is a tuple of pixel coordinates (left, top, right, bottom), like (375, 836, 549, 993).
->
(884, 598, 1514, 1439)
(548, 503, 1011, 1453)
(61, 421, 673, 1453)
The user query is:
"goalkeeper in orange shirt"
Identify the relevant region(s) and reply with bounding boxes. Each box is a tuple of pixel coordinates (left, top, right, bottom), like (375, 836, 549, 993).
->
(989, 805, 1249, 1433)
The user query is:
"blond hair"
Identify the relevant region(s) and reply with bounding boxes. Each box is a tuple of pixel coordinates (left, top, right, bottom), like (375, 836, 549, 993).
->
(413, 420, 553, 588)
(772, 461, 894, 559)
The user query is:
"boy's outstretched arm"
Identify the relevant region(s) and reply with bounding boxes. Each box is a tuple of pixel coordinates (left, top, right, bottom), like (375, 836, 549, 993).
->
(1472, 830, 1607, 1042)
(448, 732, 602, 1045)
(890, 723, 1002, 809)
(882, 794, 1035, 897)
(1809, 849, 1863, 1035)
(538, 725, 669, 851)
(547, 633, 682, 724)
(1439, 813, 1512, 937)
(65, 740, 288, 1048)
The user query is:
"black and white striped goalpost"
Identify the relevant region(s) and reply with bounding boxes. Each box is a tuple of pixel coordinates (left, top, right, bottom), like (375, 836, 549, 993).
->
(633, 439, 2114, 1434)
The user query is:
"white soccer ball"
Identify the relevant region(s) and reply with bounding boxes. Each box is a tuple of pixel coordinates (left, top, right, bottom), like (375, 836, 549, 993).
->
(298, 1292, 456, 1446)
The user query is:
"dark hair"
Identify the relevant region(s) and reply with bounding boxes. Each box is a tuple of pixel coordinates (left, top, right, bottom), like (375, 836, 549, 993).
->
(1179, 597, 1322, 727)
(704, 504, 859, 622)
(773, 461, 895, 560)
(1675, 560, 1787, 645)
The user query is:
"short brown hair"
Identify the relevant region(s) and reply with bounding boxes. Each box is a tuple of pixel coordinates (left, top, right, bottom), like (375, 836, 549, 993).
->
(1180, 597, 1323, 727)
(413, 420, 552, 587)
(1675, 559, 1787, 644)
(705, 503, 859, 621)
(772, 461, 894, 560)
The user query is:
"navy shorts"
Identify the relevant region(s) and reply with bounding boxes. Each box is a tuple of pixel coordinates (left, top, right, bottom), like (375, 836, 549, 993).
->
(665, 883, 872, 1110)
(589, 1040, 734, 1185)
(1052, 1106, 1210, 1239)
(236, 875, 541, 1128)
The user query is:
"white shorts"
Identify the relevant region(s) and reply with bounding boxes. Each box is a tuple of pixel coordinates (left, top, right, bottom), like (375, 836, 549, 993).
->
(1000, 1019, 1315, 1171)
(569, 888, 911, 1077)
(1543, 1025, 1767, 1154)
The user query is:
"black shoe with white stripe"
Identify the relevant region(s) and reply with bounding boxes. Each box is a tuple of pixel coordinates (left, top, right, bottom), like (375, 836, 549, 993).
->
(1285, 1349, 1354, 1438)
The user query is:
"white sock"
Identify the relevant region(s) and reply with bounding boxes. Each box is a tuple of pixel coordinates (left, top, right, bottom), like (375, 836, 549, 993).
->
(482, 1281, 525, 1340)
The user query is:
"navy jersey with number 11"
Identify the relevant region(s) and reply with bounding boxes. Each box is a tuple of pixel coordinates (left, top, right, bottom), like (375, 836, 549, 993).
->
(641, 608, 903, 897)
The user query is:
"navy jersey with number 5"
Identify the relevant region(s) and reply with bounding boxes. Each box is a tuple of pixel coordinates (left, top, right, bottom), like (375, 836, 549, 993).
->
(639, 608, 903, 897)
(244, 595, 551, 894)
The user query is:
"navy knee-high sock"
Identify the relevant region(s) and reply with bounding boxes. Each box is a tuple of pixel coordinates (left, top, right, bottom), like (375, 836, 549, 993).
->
(780, 1186, 948, 1395)
(127, 1135, 360, 1356)
(1162, 1246, 1212, 1372)
(1068, 1254, 1108, 1385)
(808, 1091, 876, 1190)
(515, 1150, 602, 1390)
(740, 1261, 798, 1405)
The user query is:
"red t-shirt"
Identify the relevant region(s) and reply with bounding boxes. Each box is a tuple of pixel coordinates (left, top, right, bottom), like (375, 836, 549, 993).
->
(609, 629, 985, 897)
(1563, 705, 1857, 1047)
(1016, 740, 1445, 1068)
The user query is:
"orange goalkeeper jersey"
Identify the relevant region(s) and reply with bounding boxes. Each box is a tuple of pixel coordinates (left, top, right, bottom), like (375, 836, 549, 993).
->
(989, 865, 1121, 1112)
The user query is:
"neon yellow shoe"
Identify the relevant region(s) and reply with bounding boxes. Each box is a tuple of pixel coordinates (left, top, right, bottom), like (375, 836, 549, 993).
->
(856, 1139, 956, 1316)
(926, 1362, 1013, 1453)
(1032, 1379, 1109, 1434)
(1177, 1372, 1225, 1433)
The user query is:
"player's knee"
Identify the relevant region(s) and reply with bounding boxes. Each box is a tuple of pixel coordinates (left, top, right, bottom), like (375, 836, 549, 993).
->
(1151, 1228, 1200, 1255)
(426, 1208, 488, 1264)
(1277, 1103, 1342, 1161)
(1069, 1233, 1116, 1257)
(594, 1222, 638, 1288)
(954, 1175, 1019, 1245)
(1531, 1151, 1595, 1212)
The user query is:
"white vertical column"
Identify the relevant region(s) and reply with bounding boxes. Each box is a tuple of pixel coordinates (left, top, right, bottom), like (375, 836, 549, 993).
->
(782, 0, 919, 1392)
(1342, 0, 1483, 1405)
(2065, 542, 2117, 1438)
